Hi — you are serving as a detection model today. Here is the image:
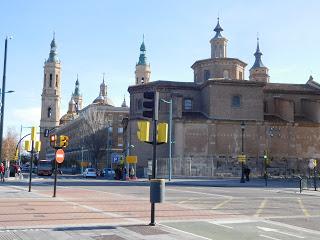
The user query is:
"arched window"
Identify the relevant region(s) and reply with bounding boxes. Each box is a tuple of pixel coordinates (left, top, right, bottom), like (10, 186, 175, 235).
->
(44, 73, 46, 86)
(47, 107, 52, 118)
(223, 70, 229, 79)
(264, 101, 268, 113)
(49, 74, 52, 87)
(56, 74, 58, 87)
(204, 70, 210, 81)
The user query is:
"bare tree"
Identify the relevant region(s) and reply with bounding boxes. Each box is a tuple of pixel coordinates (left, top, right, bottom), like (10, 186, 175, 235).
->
(2, 127, 19, 162)
(81, 105, 111, 167)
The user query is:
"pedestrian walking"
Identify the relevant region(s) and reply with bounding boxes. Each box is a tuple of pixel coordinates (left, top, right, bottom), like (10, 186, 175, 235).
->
(0, 162, 5, 182)
(244, 165, 251, 181)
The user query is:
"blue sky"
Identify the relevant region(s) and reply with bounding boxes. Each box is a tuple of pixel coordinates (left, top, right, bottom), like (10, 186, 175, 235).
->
(0, 0, 320, 136)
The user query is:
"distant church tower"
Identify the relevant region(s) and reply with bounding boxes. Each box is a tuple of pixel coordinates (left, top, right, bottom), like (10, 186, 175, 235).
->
(210, 18, 228, 58)
(39, 35, 61, 159)
(135, 36, 151, 85)
(72, 75, 83, 112)
(249, 38, 269, 82)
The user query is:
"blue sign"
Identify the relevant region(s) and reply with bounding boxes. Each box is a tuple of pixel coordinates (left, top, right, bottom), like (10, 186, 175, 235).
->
(111, 153, 122, 163)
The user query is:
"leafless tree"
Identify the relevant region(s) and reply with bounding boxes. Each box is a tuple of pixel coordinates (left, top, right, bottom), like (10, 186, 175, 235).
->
(80, 106, 112, 167)
(2, 127, 19, 162)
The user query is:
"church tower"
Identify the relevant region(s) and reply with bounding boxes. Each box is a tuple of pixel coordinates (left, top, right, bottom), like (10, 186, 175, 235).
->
(72, 75, 83, 112)
(135, 36, 151, 85)
(39, 34, 61, 159)
(210, 18, 228, 58)
(249, 38, 269, 82)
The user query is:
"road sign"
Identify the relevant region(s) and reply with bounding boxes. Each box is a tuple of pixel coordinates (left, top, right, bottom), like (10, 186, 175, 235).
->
(111, 153, 122, 163)
(238, 154, 246, 163)
(126, 155, 138, 164)
(308, 159, 317, 169)
(55, 149, 65, 164)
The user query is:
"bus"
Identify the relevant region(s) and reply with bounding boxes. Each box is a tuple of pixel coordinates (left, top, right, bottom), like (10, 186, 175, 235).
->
(37, 159, 53, 176)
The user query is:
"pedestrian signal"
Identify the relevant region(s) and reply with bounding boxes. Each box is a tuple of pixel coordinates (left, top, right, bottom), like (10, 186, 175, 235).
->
(59, 135, 69, 148)
(137, 121, 150, 142)
(44, 128, 50, 137)
(157, 123, 168, 144)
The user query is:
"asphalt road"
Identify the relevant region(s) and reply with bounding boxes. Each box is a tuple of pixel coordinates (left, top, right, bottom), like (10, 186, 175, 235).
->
(0, 175, 319, 240)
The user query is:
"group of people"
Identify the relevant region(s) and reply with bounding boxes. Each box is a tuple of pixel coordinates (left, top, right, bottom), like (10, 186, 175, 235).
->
(114, 165, 135, 180)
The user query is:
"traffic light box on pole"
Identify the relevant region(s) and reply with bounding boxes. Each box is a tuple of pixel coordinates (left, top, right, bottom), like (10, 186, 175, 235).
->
(50, 134, 57, 148)
(137, 121, 150, 142)
(143, 91, 159, 120)
(157, 123, 168, 144)
(59, 135, 69, 148)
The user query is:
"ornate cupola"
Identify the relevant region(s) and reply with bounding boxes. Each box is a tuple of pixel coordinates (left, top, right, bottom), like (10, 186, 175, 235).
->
(72, 75, 83, 111)
(47, 33, 60, 63)
(135, 35, 151, 85)
(249, 38, 269, 82)
(210, 18, 228, 58)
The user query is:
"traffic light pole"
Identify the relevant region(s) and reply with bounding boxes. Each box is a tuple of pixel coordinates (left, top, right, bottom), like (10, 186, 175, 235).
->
(150, 118, 157, 226)
(28, 140, 34, 192)
(53, 149, 57, 197)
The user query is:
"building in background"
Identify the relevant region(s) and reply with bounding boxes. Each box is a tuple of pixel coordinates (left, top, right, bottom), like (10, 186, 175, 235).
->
(128, 19, 320, 178)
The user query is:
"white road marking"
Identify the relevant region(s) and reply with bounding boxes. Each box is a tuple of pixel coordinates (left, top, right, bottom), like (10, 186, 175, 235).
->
(208, 222, 233, 229)
(260, 234, 283, 240)
(257, 226, 304, 238)
(167, 188, 231, 199)
(160, 224, 212, 240)
(263, 219, 320, 235)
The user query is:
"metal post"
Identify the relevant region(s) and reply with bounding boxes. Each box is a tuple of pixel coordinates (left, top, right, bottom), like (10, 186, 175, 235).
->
(53, 151, 57, 197)
(0, 38, 8, 166)
(168, 99, 172, 181)
(28, 140, 34, 192)
(240, 122, 245, 183)
(150, 91, 159, 226)
(314, 168, 317, 191)
(81, 146, 84, 174)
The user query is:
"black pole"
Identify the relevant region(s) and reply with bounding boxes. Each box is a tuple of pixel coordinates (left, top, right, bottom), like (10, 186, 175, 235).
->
(28, 141, 34, 192)
(0, 37, 8, 167)
(150, 118, 157, 226)
(240, 127, 245, 183)
(150, 91, 159, 226)
(53, 150, 57, 197)
(314, 168, 317, 191)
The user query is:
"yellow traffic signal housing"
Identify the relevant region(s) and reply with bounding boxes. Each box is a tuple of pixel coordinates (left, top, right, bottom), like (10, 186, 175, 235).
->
(60, 135, 69, 148)
(35, 141, 41, 152)
(157, 123, 168, 143)
(14, 149, 19, 160)
(24, 140, 31, 151)
(137, 121, 150, 142)
(50, 134, 57, 148)
(31, 126, 37, 141)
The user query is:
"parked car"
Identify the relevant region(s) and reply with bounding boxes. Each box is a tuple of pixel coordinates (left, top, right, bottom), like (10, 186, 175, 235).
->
(83, 168, 97, 178)
(102, 168, 115, 178)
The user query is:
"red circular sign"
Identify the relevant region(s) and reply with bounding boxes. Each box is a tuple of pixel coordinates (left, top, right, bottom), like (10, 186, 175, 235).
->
(55, 149, 65, 164)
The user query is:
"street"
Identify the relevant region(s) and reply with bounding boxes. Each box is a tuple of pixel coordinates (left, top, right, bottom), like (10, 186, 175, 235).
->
(0, 176, 319, 239)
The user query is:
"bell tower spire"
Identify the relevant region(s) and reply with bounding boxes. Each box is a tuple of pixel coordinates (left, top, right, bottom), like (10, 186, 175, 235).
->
(249, 37, 269, 82)
(210, 17, 228, 58)
(39, 34, 62, 159)
(135, 35, 151, 85)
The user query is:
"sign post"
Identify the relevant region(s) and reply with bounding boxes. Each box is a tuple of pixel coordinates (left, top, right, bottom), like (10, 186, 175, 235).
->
(53, 149, 64, 197)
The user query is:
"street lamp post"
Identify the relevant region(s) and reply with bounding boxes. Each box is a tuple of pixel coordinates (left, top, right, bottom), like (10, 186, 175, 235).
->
(0, 37, 14, 175)
(240, 121, 245, 183)
(160, 98, 173, 181)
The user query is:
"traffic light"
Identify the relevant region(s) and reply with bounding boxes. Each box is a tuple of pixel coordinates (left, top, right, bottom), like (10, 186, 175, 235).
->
(14, 149, 19, 160)
(50, 134, 57, 148)
(137, 121, 150, 142)
(60, 135, 69, 148)
(24, 140, 31, 151)
(31, 126, 37, 141)
(142, 91, 159, 120)
(157, 123, 168, 143)
(44, 129, 49, 137)
(35, 141, 41, 152)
